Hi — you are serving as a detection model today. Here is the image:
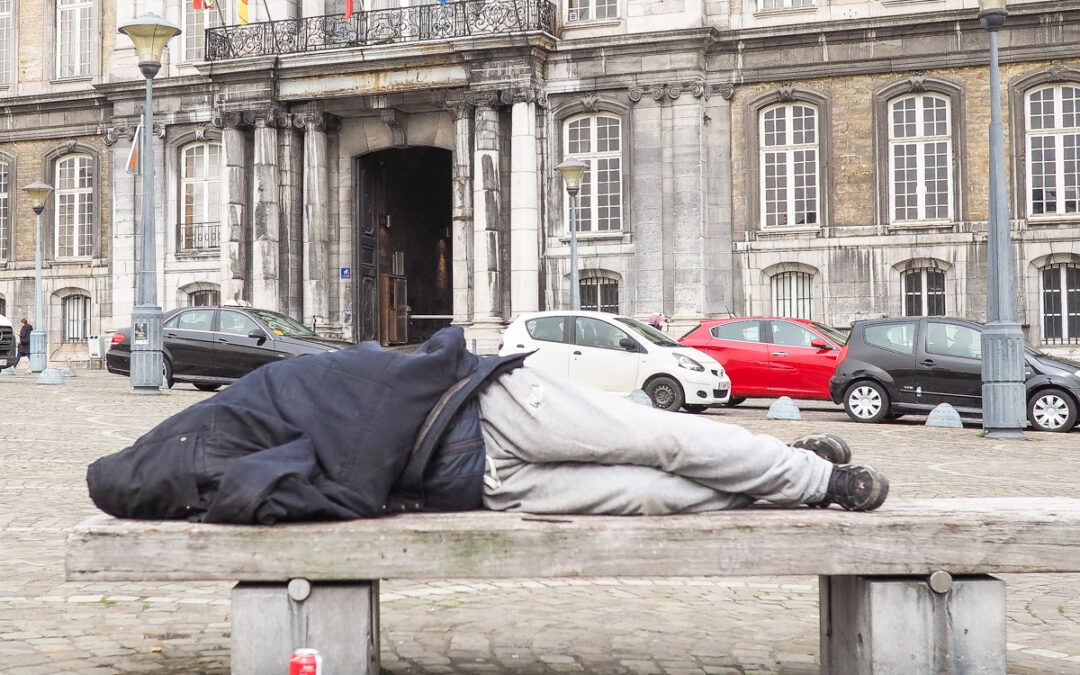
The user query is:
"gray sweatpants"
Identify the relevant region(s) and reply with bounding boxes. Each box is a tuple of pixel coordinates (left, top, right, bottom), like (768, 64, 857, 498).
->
(477, 367, 834, 515)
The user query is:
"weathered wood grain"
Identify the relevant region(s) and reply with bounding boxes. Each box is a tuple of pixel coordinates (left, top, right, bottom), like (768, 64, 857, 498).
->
(66, 498, 1080, 582)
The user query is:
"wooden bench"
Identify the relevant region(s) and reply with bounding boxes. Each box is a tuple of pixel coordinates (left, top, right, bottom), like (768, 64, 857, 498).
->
(66, 497, 1080, 674)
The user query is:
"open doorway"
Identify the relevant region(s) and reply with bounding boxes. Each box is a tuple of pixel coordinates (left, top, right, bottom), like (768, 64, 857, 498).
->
(354, 147, 453, 346)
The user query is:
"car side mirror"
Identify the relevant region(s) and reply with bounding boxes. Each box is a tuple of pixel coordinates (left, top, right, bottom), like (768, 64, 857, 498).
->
(811, 338, 829, 350)
(619, 337, 639, 352)
(248, 329, 268, 343)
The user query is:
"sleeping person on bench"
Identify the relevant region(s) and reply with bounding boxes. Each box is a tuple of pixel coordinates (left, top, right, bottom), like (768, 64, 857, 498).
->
(87, 327, 888, 525)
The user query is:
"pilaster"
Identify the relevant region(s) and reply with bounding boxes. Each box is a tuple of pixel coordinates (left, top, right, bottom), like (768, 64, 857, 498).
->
(510, 91, 540, 317)
(251, 109, 282, 311)
(300, 108, 332, 330)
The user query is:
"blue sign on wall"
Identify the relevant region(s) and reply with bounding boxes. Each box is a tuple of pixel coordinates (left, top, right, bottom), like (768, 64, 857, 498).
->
(340, 267, 352, 279)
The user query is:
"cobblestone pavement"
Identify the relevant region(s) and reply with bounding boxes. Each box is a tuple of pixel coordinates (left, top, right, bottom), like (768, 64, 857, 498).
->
(1, 370, 1078, 674)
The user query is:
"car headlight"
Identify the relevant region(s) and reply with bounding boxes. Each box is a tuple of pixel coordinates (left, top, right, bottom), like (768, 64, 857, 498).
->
(675, 354, 704, 372)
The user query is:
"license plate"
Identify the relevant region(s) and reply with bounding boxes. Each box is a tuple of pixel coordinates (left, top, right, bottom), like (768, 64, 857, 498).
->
(0, 359, 7, 366)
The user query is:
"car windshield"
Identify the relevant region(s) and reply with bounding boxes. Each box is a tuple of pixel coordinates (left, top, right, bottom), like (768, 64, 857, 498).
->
(810, 321, 848, 346)
(250, 309, 319, 337)
(614, 317, 681, 346)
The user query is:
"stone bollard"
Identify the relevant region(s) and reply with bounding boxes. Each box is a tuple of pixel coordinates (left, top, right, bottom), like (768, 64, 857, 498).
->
(925, 402, 963, 428)
(767, 396, 802, 420)
(0, 367, 14, 376)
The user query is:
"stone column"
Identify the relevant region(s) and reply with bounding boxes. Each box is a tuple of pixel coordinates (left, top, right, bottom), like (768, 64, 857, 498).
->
(220, 116, 249, 305)
(510, 94, 540, 316)
(251, 111, 280, 311)
(629, 86, 665, 315)
(301, 110, 331, 330)
(449, 102, 474, 325)
(279, 120, 304, 320)
(471, 93, 501, 323)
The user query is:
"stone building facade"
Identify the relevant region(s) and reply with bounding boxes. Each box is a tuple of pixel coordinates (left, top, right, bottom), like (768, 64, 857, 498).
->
(2, 0, 1078, 364)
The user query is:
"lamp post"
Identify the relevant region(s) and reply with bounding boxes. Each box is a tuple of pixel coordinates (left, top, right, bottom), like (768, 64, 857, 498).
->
(21, 181, 60, 384)
(118, 13, 181, 394)
(555, 157, 587, 310)
(978, 0, 1026, 438)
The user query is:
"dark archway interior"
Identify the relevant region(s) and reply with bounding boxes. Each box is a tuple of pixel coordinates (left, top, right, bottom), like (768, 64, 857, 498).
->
(366, 147, 453, 345)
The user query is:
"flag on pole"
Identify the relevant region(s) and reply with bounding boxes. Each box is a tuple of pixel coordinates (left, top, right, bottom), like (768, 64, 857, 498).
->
(345, 0, 354, 19)
(238, 0, 249, 23)
(193, 0, 215, 9)
(126, 123, 142, 175)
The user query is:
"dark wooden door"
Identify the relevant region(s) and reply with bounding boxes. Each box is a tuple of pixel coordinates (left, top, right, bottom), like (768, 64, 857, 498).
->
(356, 158, 379, 342)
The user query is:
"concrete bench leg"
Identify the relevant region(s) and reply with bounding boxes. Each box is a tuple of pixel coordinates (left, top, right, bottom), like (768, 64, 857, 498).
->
(231, 580, 380, 675)
(820, 574, 1005, 675)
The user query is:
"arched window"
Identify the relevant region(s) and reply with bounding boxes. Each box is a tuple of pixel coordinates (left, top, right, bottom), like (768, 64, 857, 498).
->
(57, 0, 92, 79)
(580, 277, 618, 313)
(563, 114, 623, 233)
(189, 289, 220, 306)
(1026, 84, 1080, 216)
(889, 94, 952, 223)
(772, 271, 812, 319)
(54, 154, 94, 258)
(760, 103, 819, 227)
(184, 1, 223, 62)
(902, 268, 946, 316)
(179, 141, 221, 251)
(0, 159, 9, 260)
(63, 294, 90, 342)
(1042, 263, 1080, 344)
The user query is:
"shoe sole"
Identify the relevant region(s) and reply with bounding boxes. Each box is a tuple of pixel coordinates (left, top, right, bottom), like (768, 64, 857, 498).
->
(846, 465, 889, 512)
(792, 433, 852, 465)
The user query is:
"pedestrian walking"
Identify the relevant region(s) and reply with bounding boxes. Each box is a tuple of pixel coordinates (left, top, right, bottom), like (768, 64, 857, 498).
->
(13, 318, 31, 371)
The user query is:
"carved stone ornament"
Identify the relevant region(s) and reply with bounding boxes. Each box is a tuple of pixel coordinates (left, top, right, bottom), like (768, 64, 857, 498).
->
(445, 100, 473, 120)
(1047, 61, 1072, 83)
(907, 73, 927, 93)
(154, 123, 167, 139)
(629, 83, 714, 104)
(64, 139, 78, 154)
(776, 83, 796, 102)
(667, 85, 682, 100)
(464, 89, 500, 109)
(580, 94, 600, 112)
(714, 83, 734, 100)
(381, 109, 406, 148)
(194, 127, 207, 141)
(103, 127, 122, 146)
(536, 90, 549, 108)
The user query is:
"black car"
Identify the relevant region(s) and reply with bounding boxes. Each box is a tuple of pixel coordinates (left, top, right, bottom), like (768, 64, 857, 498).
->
(106, 306, 353, 390)
(829, 317, 1080, 432)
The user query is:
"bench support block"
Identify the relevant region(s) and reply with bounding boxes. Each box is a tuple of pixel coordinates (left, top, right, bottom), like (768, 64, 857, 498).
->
(231, 580, 380, 675)
(820, 574, 1005, 675)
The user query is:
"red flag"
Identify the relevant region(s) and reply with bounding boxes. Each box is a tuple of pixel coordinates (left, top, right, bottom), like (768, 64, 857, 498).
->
(194, 0, 204, 8)
(345, 0, 354, 19)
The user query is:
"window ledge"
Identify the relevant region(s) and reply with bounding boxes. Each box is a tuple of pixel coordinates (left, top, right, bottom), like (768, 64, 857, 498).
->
(886, 220, 958, 233)
(557, 231, 627, 244)
(755, 225, 820, 239)
(753, 5, 818, 18)
(176, 249, 221, 260)
(563, 17, 622, 28)
(51, 257, 94, 265)
(1025, 215, 1080, 225)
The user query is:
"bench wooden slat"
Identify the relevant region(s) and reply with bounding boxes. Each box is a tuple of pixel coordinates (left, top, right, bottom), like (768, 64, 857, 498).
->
(65, 497, 1080, 582)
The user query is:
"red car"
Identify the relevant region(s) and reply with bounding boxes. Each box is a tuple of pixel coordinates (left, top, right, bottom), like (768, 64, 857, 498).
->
(679, 317, 848, 403)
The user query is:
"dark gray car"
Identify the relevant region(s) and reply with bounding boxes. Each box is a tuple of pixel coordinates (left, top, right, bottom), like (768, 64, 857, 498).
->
(829, 317, 1080, 432)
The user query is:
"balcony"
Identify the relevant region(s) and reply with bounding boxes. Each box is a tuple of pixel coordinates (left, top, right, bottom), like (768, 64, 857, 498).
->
(205, 0, 557, 61)
(177, 222, 220, 252)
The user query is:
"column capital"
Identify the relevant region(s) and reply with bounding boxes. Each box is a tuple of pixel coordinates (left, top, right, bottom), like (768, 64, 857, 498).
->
(628, 81, 714, 104)
(464, 89, 500, 110)
(446, 99, 474, 121)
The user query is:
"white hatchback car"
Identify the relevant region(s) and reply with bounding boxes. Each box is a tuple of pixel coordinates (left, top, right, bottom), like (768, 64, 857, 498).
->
(499, 311, 732, 412)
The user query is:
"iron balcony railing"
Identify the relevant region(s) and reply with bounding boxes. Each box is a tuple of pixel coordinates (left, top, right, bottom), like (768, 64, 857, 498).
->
(177, 222, 221, 252)
(206, 0, 556, 61)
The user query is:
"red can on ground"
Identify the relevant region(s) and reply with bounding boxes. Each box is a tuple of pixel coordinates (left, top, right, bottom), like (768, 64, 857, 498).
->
(289, 648, 322, 675)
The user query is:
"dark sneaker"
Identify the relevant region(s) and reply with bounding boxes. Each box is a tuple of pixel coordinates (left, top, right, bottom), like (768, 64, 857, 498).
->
(791, 433, 852, 465)
(822, 465, 889, 512)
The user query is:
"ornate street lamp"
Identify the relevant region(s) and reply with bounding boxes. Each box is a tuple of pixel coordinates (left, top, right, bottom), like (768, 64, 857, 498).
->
(118, 13, 181, 394)
(978, 0, 1026, 438)
(555, 157, 588, 311)
(21, 181, 63, 385)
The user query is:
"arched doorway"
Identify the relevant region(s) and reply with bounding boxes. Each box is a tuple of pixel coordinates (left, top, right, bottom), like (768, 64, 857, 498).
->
(354, 147, 453, 345)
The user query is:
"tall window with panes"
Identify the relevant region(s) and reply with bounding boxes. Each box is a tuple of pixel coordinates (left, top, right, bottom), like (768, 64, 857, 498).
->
(0, 161, 8, 261)
(564, 114, 622, 233)
(0, 0, 12, 85)
(184, 2, 223, 62)
(772, 271, 812, 319)
(902, 268, 946, 316)
(760, 104, 819, 227)
(63, 294, 90, 342)
(179, 142, 221, 251)
(759, 0, 814, 9)
(1042, 263, 1080, 344)
(1027, 84, 1080, 216)
(57, 0, 92, 79)
(55, 155, 94, 258)
(889, 95, 952, 223)
(566, 0, 616, 22)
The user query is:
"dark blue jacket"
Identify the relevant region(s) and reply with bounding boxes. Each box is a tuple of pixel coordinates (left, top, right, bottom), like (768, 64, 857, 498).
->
(86, 327, 525, 524)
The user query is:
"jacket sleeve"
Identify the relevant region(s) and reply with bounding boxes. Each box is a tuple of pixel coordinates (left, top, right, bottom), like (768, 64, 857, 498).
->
(201, 436, 369, 524)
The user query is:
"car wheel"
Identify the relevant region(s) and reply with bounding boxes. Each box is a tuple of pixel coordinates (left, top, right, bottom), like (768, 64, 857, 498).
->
(724, 397, 746, 407)
(646, 376, 684, 412)
(844, 381, 890, 423)
(194, 383, 221, 392)
(683, 404, 708, 414)
(1027, 388, 1078, 432)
